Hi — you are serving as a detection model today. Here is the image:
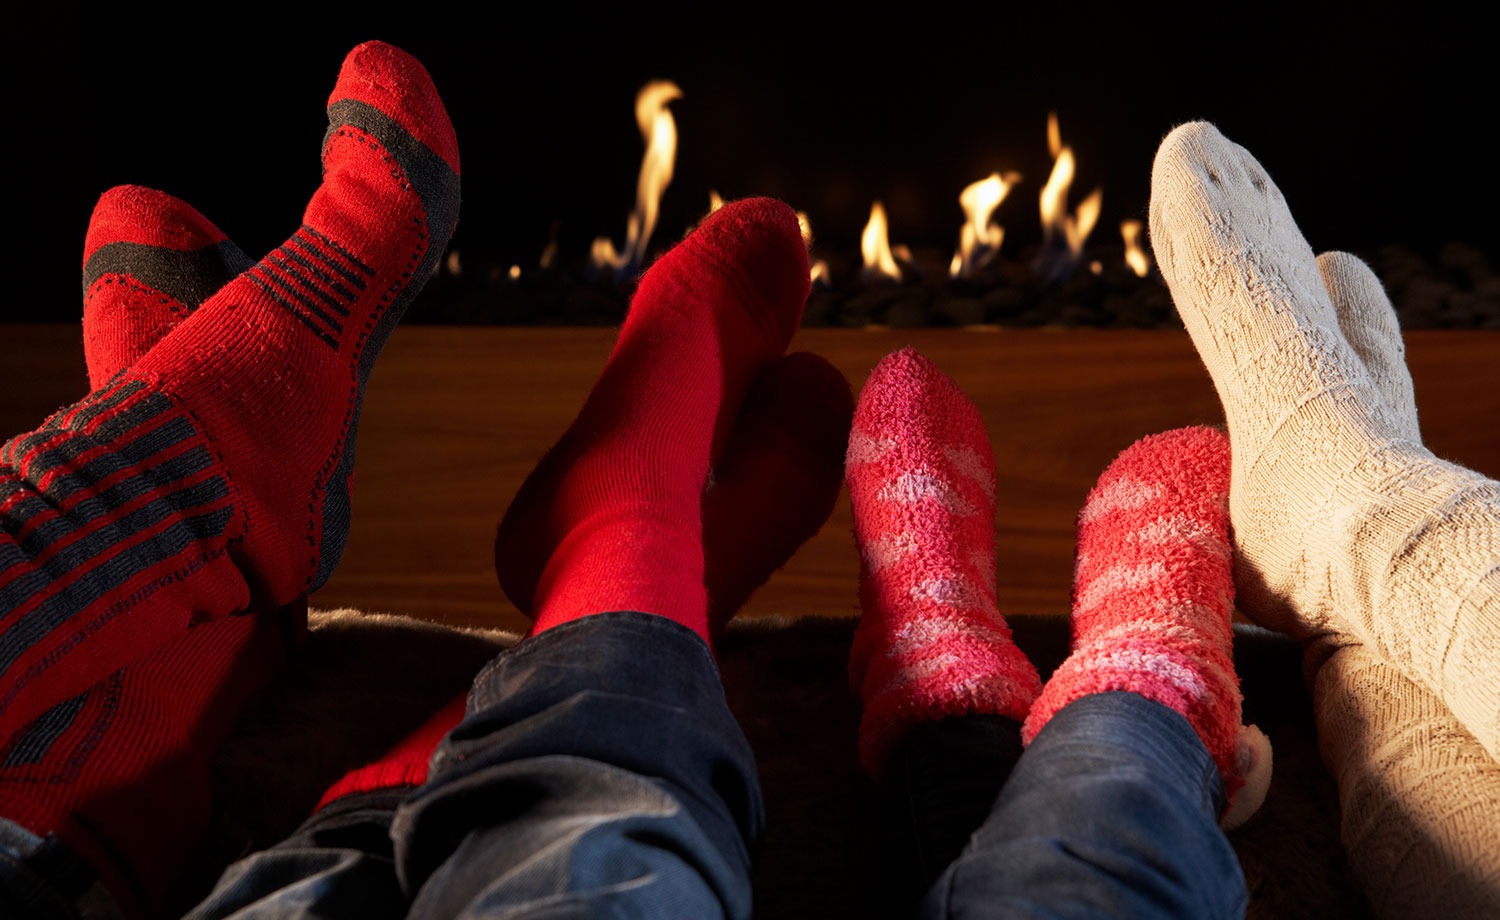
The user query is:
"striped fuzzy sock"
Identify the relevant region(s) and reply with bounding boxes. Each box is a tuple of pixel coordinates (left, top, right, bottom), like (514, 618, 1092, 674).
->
(847, 348, 1041, 777)
(0, 40, 460, 740)
(1021, 427, 1271, 828)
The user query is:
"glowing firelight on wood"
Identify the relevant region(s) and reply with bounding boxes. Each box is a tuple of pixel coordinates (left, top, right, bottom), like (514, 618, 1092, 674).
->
(797, 210, 832, 285)
(950, 171, 1021, 278)
(860, 201, 902, 283)
(1120, 219, 1151, 277)
(1039, 112, 1103, 261)
(591, 80, 683, 275)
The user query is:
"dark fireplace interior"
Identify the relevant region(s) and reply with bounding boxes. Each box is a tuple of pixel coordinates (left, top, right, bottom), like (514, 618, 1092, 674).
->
(13, 5, 1496, 328)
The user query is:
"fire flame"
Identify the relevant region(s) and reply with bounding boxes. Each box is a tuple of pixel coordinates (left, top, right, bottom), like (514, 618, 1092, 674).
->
(1120, 219, 1150, 277)
(860, 201, 902, 282)
(1039, 112, 1103, 259)
(591, 80, 683, 275)
(950, 171, 1020, 278)
(708, 189, 725, 213)
(798, 210, 831, 285)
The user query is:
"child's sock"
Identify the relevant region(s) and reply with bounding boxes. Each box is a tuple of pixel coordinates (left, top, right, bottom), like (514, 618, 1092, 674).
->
(0, 40, 460, 738)
(1021, 426, 1271, 828)
(494, 198, 809, 642)
(846, 348, 1041, 777)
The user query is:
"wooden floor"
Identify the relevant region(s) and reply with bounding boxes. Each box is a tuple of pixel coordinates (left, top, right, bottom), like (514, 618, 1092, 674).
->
(2, 324, 1496, 634)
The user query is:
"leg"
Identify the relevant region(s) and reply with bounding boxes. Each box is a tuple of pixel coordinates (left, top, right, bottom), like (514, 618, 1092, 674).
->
(384, 197, 827, 917)
(395, 612, 762, 919)
(1305, 251, 1500, 914)
(932, 428, 1260, 918)
(0, 40, 460, 739)
(1, 39, 456, 917)
(926, 693, 1245, 920)
(1149, 122, 1499, 758)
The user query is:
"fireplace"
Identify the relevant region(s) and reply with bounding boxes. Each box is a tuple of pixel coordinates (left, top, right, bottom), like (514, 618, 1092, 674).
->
(10, 7, 1495, 329)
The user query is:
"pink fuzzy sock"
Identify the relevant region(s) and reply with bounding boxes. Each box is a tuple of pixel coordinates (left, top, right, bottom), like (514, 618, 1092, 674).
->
(1021, 426, 1271, 828)
(847, 348, 1041, 777)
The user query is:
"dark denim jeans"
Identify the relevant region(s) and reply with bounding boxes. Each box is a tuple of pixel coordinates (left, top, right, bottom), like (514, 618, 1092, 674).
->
(3, 612, 1246, 919)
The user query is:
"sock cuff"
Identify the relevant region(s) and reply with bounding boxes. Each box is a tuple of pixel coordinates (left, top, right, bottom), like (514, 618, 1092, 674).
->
(316, 694, 466, 810)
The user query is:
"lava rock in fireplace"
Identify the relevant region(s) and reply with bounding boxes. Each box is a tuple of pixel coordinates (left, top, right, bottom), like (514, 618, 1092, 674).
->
(411, 241, 1498, 330)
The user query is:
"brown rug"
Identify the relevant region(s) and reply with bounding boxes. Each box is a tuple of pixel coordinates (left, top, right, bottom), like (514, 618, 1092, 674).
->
(181, 610, 1370, 919)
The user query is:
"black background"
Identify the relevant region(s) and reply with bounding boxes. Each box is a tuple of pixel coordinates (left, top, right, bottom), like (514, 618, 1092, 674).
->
(9, 1, 1495, 322)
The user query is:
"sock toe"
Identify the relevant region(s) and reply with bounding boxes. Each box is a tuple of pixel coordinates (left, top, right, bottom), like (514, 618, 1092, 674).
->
(677, 197, 810, 348)
(84, 185, 228, 265)
(330, 40, 460, 174)
(1316, 251, 1420, 437)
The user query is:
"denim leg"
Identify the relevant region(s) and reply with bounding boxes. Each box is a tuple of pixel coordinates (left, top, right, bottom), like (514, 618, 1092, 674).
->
(924, 692, 1246, 920)
(181, 788, 408, 920)
(878, 715, 1025, 910)
(393, 611, 764, 920)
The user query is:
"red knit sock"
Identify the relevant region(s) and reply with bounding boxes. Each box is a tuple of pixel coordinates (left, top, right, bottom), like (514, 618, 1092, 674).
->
(1020, 427, 1272, 828)
(81, 184, 252, 386)
(316, 353, 851, 809)
(494, 198, 808, 642)
(0, 181, 304, 920)
(845, 349, 1041, 777)
(0, 40, 460, 739)
(315, 694, 466, 808)
(703, 352, 852, 636)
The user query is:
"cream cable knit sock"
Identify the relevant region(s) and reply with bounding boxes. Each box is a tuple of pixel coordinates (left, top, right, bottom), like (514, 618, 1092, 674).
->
(1312, 639, 1500, 918)
(1149, 121, 1500, 760)
(1307, 251, 1500, 917)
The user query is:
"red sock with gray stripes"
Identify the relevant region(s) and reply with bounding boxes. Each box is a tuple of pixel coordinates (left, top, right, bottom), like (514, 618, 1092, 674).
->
(846, 349, 1041, 778)
(0, 40, 460, 742)
(0, 187, 301, 919)
(318, 351, 853, 808)
(1020, 427, 1271, 828)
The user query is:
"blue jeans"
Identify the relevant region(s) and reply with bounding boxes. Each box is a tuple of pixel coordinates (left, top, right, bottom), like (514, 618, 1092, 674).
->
(2, 612, 1246, 918)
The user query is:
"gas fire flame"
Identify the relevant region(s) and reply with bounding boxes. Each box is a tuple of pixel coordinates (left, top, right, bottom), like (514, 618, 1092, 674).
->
(1120, 219, 1150, 277)
(950, 171, 1021, 278)
(797, 210, 832, 286)
(1039, 112, 1102, 260)
(591, 80, 683, 275)
(860, 201, 902, 283)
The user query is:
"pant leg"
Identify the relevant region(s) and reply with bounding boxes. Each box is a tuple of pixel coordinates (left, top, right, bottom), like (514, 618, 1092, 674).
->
(181, 788, 409, 920)
(878, 715, 1024, 910)
(925, 691, 1246, 920)
(393, 610, 764, 920)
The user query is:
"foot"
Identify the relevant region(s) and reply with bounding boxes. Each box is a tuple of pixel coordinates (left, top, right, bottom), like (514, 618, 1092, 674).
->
(81, 185, 252, 386)
(1150, 121, 1498, 757)
(1021, 427, 1270, 828)
(704, 352, 853, 635)
(494, 198, 809, 641)
(846, 348, 1041, 777)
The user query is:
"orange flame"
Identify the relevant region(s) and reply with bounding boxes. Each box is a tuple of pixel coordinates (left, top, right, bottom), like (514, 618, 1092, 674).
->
(860, 201, 902, 282)
(591, 80, 683, 274)
(708, 189, 725, 213)
(951, 171, 1020, 278)
(797, 210, 831, 285)
(1039, 112, 1103, 259)
(1121, 219, 1150, 277)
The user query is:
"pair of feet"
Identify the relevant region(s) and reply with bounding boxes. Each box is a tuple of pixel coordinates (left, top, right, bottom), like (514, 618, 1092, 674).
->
(845, 351, 1269, 828)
